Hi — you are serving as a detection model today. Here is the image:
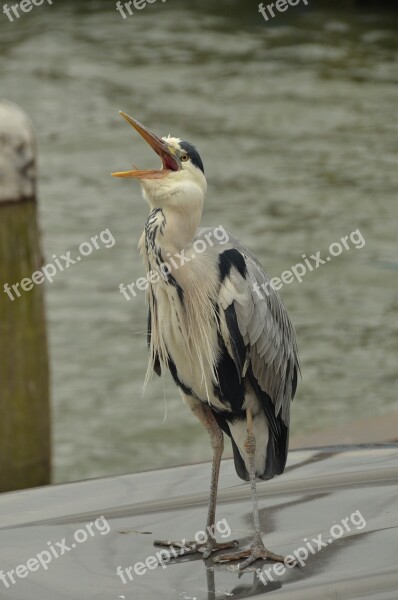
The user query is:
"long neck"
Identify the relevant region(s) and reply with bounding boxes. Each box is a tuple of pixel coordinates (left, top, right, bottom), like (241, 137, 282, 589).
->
(145, 204, 201, 259)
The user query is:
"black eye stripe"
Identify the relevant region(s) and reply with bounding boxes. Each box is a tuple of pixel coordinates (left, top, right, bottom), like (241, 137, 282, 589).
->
(180, 141, 204, 173)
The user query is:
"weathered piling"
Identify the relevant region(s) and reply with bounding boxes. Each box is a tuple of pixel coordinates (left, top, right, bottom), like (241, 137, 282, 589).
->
(0, 101, 51, 491)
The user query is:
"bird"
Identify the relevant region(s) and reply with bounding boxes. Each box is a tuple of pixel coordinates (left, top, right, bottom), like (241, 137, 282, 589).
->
(112, 112, 300, 569)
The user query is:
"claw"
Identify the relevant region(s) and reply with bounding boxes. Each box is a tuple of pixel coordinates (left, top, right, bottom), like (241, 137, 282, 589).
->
(214, 539, 285, 570)
(153, 537, 239, 560)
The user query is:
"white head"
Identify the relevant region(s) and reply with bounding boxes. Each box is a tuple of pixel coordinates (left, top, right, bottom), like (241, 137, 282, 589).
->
(112, 113, 207, 247)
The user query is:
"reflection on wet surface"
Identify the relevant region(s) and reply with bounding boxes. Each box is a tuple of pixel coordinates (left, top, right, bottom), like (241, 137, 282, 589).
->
(0, 447, 397, 599)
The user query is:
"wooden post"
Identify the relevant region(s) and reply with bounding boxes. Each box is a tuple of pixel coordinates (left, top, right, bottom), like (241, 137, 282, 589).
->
(0, 101, 51, 491)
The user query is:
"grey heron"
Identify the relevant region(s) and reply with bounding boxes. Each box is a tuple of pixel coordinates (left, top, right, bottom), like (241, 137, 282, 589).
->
(112, 112, 300, 569)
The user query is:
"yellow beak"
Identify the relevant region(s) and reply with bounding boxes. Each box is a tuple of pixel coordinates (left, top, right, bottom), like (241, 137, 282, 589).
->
(111, 112, 180, 179)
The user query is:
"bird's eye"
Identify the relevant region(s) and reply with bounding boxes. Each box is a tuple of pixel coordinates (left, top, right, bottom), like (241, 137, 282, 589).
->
(180, 153, 189, 162)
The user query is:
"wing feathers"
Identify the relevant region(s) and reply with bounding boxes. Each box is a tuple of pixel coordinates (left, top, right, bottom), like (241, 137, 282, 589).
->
(217, 243, 300, 427)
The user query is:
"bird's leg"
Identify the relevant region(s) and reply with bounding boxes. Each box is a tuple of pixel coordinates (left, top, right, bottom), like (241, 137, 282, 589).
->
(154, 400, 238, 559)
(194, 403, 238, 558)
(214, 409, 285, 569)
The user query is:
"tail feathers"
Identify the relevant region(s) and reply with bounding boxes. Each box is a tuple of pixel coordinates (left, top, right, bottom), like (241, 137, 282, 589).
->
(212, 404, 289, 482)
(229, 426, 288, 482)
(248, 366, 290, 479)
(260, 428, 289, 480)
(231, 437, 249, 481)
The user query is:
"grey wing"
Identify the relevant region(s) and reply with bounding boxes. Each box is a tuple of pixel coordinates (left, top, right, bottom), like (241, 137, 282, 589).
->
(199, 228, 300, 426)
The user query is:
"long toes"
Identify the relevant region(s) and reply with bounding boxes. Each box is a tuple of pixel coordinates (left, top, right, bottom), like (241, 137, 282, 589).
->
(153, 539, 198, 558)
(211, 540, 239, 552)
(214, 545, 286, 568)
(201, 539, 239, 560)
(153, 539, 239, 560)
(213, 550, 250, 564)
(238, 553, 258, 569)
(264, 551, 285, 563)
(153, 539, 196, 549)
(239, 549, 285, 570)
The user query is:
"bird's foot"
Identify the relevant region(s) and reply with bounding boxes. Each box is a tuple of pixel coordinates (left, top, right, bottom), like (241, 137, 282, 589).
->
(213, 536, 285, 569)
(154, 537, 239, 559)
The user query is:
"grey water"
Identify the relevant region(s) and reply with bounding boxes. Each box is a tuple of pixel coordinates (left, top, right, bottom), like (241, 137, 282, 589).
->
(1, 1, 397, 482)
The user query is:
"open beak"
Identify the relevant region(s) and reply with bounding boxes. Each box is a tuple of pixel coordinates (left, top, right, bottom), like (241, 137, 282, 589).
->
(111, 112, 181, 179)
